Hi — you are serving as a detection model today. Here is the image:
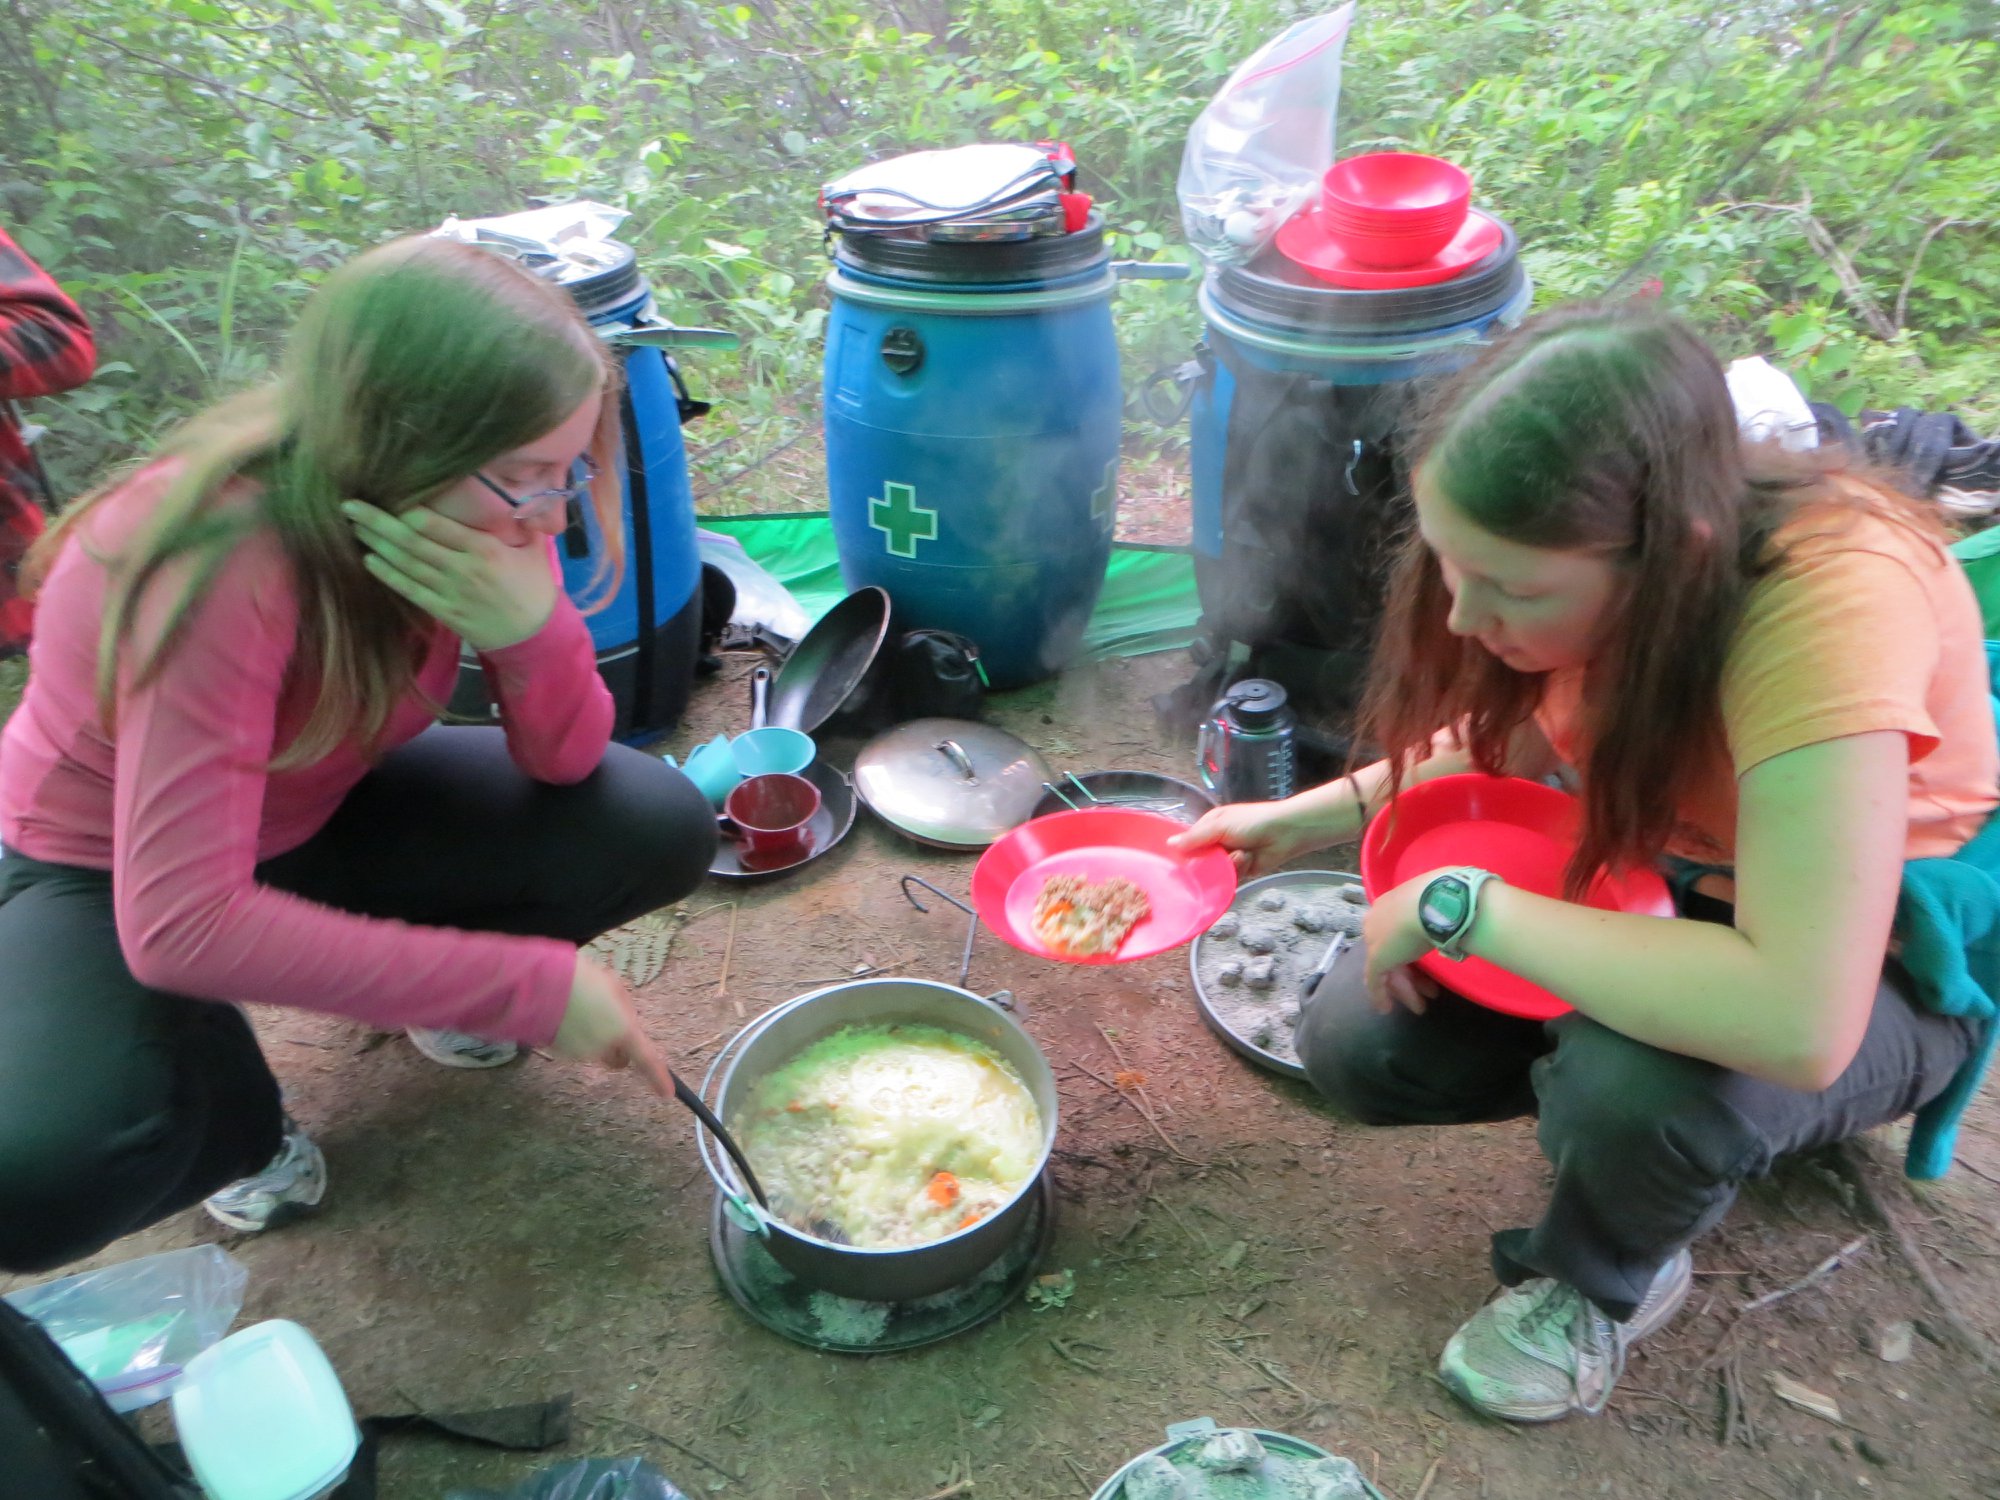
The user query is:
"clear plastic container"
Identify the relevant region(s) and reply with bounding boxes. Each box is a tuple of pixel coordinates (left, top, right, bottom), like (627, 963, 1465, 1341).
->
(171, 1320, 359, 1500)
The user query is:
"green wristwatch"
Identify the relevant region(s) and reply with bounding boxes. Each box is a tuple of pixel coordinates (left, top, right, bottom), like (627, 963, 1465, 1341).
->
(1417, 867, 1500, 961)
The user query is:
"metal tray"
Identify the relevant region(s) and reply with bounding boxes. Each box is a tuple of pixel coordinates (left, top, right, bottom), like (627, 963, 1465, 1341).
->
(1188, 869, 1365, 1081)
(1030, 769, 1217, 824)
(709, 759, 858, 881)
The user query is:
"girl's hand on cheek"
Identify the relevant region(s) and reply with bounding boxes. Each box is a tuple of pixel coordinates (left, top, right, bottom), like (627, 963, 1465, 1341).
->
(343, 501, 557, 650)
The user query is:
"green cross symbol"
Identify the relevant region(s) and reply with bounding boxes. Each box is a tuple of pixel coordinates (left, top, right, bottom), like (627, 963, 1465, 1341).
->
(869, 480, 938, 559)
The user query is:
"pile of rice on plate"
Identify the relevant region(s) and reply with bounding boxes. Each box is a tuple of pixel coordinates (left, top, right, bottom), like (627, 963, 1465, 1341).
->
(731, 1023, 1043, 1249)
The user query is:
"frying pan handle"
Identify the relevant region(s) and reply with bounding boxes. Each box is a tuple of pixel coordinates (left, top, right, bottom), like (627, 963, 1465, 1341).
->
(935, 738, 976, 782)
(749, 666, 771, 731)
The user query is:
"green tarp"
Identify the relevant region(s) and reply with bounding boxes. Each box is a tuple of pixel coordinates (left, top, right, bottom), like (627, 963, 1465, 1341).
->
(698, 512, 1204, 659)
(1952, 526, 2000, 639)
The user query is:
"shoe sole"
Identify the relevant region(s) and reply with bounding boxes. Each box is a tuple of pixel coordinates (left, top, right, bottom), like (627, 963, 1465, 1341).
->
(1439, 1251, 1696, 1424)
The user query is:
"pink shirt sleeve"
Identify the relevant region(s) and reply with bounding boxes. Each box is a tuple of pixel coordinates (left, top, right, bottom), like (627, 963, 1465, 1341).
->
(474, 541, 615, 783)
(109, 533, 573, 1044)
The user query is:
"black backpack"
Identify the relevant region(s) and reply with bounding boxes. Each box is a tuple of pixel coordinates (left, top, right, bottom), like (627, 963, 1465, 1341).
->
(0, 1299, 197, 1500)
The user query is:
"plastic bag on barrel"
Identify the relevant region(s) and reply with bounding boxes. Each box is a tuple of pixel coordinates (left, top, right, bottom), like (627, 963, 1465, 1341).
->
(1177, 5, 1355, 267)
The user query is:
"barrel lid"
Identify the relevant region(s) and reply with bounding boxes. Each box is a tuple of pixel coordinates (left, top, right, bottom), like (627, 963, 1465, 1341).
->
(854, 720, 1052, 848)
(468, 231, 645, 318)
(1091, 1419, 1385, 1500)
(832, 210, 1110, 287)
(1219, 679, 1290, 731)
(1212, 214, 1522, 336)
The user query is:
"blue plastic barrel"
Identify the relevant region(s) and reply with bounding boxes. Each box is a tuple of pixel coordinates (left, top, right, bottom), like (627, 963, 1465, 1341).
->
(451, 244, 705, 740)
(1189, 225, 1532, 568)
(823, 219, 1123, 689)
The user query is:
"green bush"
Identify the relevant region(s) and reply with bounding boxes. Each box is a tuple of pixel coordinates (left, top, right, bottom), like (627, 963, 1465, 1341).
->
(2, 0, 1994, 508)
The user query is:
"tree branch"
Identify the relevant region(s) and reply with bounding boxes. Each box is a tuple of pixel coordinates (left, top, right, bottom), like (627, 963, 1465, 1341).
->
(1894, 217, 1981, 334)
(71, 27, 332, 123)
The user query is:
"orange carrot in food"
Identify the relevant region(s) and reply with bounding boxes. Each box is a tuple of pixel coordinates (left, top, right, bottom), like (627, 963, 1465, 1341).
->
(957, 1210, 984, 1230)
(927, 1171, 960, 1207)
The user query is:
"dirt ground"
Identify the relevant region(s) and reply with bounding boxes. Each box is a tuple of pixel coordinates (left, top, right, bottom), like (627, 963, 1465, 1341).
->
(8, 648, 2000, 1500)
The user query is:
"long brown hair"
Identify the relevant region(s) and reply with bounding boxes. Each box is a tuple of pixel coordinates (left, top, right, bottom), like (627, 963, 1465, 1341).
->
(1359, 300, 1937, 894)
(28, 236, 625, 768)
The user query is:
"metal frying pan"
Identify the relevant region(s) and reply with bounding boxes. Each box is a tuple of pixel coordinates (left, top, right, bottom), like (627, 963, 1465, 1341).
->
(747, 586, 892, 733)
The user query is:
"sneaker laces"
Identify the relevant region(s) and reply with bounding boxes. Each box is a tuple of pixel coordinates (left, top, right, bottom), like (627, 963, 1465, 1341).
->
(1512, 1283, 1626, 1416)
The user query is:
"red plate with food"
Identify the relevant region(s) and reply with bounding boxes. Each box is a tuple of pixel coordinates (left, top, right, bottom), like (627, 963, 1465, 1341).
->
(972, 809, 1238, 965)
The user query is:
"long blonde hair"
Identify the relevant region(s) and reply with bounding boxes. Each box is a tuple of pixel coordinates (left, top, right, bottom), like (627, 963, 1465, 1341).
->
(30, 236, 625, 767)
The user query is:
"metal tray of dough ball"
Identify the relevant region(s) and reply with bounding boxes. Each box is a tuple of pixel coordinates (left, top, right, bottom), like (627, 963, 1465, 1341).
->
(1188, 869, 1366, 1081)
(1030, 770, 1218, 824)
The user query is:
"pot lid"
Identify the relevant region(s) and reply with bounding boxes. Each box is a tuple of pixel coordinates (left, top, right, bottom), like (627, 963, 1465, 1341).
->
(854, 719, 1052, 848)
(1092, 1419, 1384, 1500)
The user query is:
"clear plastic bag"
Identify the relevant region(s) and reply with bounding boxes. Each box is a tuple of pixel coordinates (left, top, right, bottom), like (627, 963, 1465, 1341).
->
(1177, 5, 1356, 267)
(446, 1457, 690, 1500)
(4, 1245, 247, 1413)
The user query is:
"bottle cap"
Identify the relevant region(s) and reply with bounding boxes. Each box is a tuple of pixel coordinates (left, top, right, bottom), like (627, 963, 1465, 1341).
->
(1225, 679, 1290, 731)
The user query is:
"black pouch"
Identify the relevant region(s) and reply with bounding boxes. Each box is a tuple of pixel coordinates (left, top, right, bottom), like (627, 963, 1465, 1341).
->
(889, 628, 985, 721)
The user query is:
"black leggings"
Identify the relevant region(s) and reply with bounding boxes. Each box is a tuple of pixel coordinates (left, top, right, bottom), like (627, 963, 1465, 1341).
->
(1294, 893, 1980, 1320)
(0, 728, 716, 1274)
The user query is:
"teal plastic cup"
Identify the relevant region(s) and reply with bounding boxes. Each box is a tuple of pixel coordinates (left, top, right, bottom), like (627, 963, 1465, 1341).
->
(731, 726, 816, 778)
(678, 735, 743, 808)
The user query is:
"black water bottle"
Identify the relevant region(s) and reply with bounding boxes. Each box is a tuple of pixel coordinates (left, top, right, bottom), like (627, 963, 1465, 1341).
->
(1196, 678, 1298, 803)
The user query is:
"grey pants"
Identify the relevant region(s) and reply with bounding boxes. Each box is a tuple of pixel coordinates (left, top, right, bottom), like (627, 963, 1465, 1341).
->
(1294, 893, 1981, 1320)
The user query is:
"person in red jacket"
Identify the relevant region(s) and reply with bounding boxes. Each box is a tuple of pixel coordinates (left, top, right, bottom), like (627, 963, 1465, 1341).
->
(0, 226, 96, 658)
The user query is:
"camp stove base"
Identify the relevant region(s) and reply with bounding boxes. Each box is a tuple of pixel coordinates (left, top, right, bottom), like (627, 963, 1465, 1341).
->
(708, 1177, 1056, 1352)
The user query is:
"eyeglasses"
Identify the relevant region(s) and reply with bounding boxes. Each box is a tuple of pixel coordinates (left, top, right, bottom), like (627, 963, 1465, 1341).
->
(474, 454, 598, 524)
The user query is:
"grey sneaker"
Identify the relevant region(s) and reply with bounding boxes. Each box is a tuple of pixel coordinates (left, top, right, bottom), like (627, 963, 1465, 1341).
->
(1438, 1248, 1694, 1422)
(203, 1116, 327, 1233)
(406, 1027, 519, 1069)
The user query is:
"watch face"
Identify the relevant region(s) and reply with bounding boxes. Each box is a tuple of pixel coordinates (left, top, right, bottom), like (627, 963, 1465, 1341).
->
(1420, 877, 1471, 940)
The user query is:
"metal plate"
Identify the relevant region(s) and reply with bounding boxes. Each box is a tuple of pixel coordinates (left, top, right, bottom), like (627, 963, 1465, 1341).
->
(1029, 770, 1217, 824)
(709, 1176, 1056, 1353)
(708, 759, 858, 881)
(1188, 870, 1366, 1081)
(1092, 1418, 1386, 1500)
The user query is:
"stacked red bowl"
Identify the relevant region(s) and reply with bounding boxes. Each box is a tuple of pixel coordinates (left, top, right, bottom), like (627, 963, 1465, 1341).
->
(1317, 153, 1471, 267)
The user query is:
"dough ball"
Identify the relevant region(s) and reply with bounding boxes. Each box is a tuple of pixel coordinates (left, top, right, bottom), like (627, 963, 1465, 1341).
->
(1256, 890, 1288, 912)
(1122, 1454, 1187, 1500)
(1210, 912, 1240, 940)
(1194, 1430, 1266, 1472)
(1238, 926, 1277, 955)
(1216, 959, 1244, 988)
(1245, 957, 1277, 990)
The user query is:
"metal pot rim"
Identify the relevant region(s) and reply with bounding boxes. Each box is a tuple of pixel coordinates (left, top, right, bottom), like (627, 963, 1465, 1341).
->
(696, 978, 1058, 1256)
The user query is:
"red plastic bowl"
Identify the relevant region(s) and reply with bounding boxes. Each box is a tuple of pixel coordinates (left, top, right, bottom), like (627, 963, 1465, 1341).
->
(1322, 152, 1472, 221)
(972, 809, 1238, 966)
(1359, 774, 1675, 1020)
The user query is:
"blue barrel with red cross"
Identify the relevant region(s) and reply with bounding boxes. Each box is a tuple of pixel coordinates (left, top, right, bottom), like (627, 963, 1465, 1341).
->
(823, 217, 1123, 689)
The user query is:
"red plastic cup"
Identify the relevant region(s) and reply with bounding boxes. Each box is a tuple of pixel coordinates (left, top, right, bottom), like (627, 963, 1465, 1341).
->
(1060, 191, 1093, 233)
(724, 773, 822, 863)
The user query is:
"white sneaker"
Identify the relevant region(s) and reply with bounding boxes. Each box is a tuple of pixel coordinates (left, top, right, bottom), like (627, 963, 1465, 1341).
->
(406, 1027, 519, 1069)
(203, 1115, 327, 1232)
(1438, 1248, 1694, 1422)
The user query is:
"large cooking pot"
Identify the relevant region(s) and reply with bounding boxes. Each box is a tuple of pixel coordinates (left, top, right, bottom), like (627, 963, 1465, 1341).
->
(695, 978, 1059, 1301)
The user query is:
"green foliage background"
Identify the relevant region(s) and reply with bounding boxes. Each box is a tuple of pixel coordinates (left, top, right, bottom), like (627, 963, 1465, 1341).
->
(1, 0, 1995, 509)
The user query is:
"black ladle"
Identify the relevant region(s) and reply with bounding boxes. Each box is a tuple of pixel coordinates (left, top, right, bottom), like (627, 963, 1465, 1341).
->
(668, 1070, 769, 1210)
(670, 1068, 850, 1243)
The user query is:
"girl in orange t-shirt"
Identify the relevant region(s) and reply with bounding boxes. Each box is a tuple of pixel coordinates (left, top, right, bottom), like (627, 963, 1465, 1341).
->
(1176, 303, 1995, 1424)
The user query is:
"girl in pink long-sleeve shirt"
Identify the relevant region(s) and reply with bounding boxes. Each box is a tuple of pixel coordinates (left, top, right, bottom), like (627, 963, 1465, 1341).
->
(0, 238, 715, 1272)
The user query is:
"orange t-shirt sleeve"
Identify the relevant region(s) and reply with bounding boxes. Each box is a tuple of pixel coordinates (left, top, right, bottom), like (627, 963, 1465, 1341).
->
(1720, 531, 1944, 776)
